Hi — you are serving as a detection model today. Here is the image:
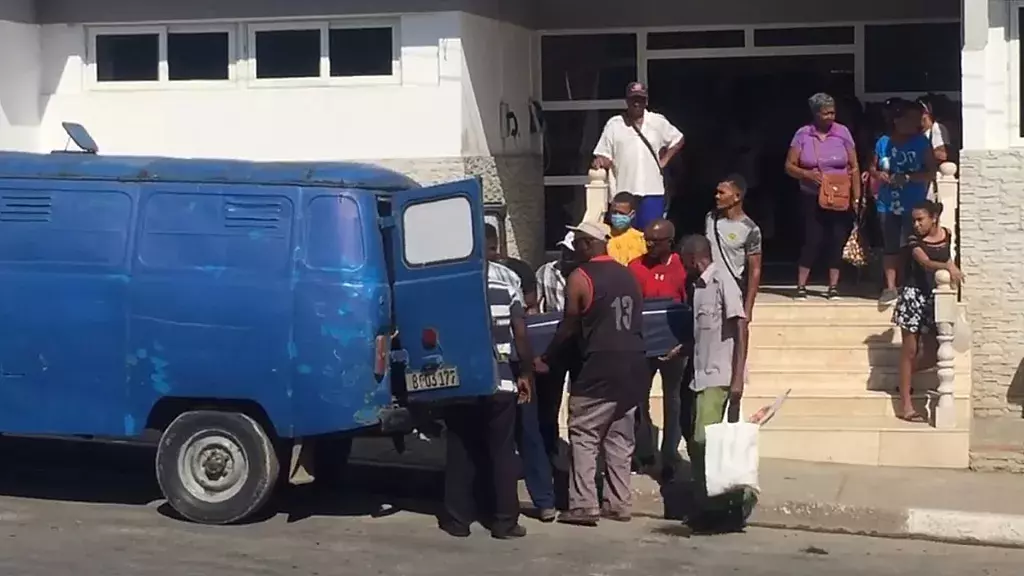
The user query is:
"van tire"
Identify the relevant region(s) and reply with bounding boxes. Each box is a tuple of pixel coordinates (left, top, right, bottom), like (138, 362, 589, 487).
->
(156, 410, 279, 525)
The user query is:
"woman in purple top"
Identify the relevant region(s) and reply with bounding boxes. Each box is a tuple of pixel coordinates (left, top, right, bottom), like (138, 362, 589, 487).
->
(784, 93, 862, 300)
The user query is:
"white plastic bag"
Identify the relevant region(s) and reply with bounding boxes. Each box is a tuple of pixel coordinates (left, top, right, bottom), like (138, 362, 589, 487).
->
(704, 413, 760, 498)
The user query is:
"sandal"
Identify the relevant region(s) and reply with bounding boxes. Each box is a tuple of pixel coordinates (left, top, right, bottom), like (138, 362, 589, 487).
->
(897, 410, 927, 423)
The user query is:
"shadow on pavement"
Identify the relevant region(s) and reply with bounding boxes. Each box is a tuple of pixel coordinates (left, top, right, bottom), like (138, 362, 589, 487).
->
(0, 434, 446, 524)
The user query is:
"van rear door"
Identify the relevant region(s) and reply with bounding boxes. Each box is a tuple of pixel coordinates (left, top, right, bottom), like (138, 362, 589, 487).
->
(388, 178, 496, 401)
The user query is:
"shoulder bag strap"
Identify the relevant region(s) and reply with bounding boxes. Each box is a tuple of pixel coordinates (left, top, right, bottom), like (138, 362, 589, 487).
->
(630, 116, 670, 215)
(711, 213, 743, 288)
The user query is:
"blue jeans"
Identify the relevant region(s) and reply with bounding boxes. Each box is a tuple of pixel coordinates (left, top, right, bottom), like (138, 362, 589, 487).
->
(635, 195, 666, 230)
(516, 395, 556, 509)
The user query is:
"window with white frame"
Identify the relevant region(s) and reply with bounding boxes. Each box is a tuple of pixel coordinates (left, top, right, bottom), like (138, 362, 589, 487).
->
(89, 25, 233, 84)
(247, 20, 398, 83)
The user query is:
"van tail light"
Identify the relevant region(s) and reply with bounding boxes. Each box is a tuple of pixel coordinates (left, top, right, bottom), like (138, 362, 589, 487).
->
(422, 328, 439, 349)
(373, 334, 391, 378)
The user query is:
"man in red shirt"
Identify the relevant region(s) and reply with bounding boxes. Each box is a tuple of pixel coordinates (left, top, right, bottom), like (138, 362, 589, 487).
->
(627, 218, 688, 481)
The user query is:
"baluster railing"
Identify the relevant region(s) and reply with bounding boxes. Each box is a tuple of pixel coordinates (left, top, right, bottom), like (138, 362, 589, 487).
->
(932, 268, 957, 429)
(584, 168, 609, 223)
(931, 161, 959, 429)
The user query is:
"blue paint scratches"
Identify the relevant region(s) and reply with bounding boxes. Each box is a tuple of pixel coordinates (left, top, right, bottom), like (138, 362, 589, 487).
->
(297, 364, 312, 375)
(196, 265, 227, 278)
(150, 356, 171, 394)
(153, 341, 165, 352)
(353, 405, 381, 425)
(135, 348, 148, 359)
(287, 341, 298, 359)
(124, 414, 136, 435)
(248, 229, 264, 240)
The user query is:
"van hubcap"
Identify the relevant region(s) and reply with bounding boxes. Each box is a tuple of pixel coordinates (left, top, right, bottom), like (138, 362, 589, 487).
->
(178, 433, 249, 504)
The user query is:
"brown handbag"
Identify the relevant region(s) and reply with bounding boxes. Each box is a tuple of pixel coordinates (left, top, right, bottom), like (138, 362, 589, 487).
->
(812, 138, 852, 212)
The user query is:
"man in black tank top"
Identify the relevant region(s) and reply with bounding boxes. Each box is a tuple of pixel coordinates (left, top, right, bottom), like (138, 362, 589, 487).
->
(535, 221, 647, 526)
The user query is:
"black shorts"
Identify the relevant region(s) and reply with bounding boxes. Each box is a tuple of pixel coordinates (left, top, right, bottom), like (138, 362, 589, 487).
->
(572, 351, 648, 412)
(880, 212, 913, 256)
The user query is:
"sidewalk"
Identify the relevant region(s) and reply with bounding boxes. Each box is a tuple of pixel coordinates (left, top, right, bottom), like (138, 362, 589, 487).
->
(349, 436, 1024, 547)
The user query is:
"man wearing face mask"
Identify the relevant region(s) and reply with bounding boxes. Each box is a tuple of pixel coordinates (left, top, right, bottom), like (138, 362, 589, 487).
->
(627, 219, 688, 481)
(607, 192, 647, 266)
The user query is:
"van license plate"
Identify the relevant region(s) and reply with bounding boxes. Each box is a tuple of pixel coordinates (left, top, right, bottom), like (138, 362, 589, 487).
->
(406, 368, 460, 392)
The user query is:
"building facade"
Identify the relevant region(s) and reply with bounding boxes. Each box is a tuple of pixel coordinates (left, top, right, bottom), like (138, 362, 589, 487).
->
(2, 0, 1023, 468)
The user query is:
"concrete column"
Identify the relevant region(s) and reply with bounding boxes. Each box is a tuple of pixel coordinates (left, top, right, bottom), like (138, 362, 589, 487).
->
(0, 0, 42, 152)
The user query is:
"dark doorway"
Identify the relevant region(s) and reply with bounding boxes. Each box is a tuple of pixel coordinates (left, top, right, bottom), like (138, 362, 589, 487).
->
(648, 54, 856, 283)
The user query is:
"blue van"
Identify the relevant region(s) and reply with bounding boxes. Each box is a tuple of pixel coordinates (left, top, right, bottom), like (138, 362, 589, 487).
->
(0, 126, 498, 524)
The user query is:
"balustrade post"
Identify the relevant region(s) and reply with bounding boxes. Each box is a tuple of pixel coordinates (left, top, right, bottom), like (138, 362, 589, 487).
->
(936, 162, 958, 262)
(583, 168, 609, 223)
(932, 268, 957, 429)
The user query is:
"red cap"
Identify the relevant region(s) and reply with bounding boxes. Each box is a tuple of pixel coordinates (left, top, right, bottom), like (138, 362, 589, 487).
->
(626, 82, 648, 98)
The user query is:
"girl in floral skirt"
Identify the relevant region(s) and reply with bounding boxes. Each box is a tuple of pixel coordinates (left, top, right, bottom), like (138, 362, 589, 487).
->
(892, 200, 963, 422)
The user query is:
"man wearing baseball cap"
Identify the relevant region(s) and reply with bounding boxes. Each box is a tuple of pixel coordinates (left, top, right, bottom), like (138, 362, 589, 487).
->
(593, 82, 685, 230)
(535, 220, 647, 526)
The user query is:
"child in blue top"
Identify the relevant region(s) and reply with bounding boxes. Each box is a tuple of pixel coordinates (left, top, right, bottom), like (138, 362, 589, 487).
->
(869, 102, 936, 307)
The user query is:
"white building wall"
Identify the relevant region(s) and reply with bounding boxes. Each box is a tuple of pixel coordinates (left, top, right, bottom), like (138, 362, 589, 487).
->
(459, 12, 538, 157)
(0, 0, 42, 152)
(34, 12, 464, 161)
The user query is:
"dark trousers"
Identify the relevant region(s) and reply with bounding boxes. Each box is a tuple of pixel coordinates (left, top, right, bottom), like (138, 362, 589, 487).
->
(634, 355, 688, 468)
(535, 354, 582, 461)
(798, 192, 851, 271)
(443, 393, 520, 533)
(516, 393, 556, 509)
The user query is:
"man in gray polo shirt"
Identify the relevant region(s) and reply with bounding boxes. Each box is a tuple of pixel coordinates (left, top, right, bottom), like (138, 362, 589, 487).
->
(680, 234, 756, 533)
(705, 174, 762, 319)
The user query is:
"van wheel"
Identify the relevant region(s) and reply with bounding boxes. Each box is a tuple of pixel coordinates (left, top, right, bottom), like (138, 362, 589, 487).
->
(156, 411, 279, 525)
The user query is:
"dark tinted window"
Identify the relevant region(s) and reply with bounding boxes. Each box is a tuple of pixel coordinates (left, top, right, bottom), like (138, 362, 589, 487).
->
(139, 193, 293, 273)
(542, 34, 636, 101)
(96, 34, 159, 82)
(305, 195, 365, 270)
(255, 29, 321, 79)
(543, 186, 585, 250)
(754, 26, 854, 47)
(329, 27, 393, 77)
(647, 30, 744, 50)
(864, 23, 961, 93)
(543, 109, 620, 177)
(168, 32, 230, 81)
(0, 190, 131, 264)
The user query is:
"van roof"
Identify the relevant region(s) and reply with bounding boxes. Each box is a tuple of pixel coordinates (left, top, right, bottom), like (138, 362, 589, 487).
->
(0, 152, 422, 192)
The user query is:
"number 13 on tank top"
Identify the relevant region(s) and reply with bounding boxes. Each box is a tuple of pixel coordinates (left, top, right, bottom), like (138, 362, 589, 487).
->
(612, 295, 634, 331)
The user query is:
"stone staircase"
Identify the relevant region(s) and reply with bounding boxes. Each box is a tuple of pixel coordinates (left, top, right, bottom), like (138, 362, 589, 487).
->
(561, 294, 973, 469)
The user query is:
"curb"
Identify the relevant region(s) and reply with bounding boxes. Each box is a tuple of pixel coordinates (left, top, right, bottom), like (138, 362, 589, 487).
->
(629, 490, 1024, 548)
(349, 457, 1024, 548)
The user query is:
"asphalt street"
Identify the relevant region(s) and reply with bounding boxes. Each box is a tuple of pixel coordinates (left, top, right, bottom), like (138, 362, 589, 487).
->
(0, 436, 1022, 576)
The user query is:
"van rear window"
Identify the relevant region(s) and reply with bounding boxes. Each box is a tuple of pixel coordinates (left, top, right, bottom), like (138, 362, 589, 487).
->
(305, 195, 365, 270)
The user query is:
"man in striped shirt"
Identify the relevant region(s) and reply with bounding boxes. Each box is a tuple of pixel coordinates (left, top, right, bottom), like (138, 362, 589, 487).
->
(439, 262, 534, 539)
(533, 232, 581, 463)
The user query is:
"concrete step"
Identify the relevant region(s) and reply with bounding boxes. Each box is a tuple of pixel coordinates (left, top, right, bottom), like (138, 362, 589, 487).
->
(748, 344, 902, 369)
(751, 322, 902, 346)
(753, 301, 891, 323)
(744, 367, 971, 394)
(647, 388, 971, 423)
(757, 415, 970, 468)
(648, 366, 970, 398)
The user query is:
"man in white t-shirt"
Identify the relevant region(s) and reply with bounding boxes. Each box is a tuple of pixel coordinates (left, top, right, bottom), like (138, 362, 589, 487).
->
(592, 82, 685, 230)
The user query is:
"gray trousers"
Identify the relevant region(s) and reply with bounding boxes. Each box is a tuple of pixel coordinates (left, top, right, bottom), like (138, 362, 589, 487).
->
(567, 395, 636, 512)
